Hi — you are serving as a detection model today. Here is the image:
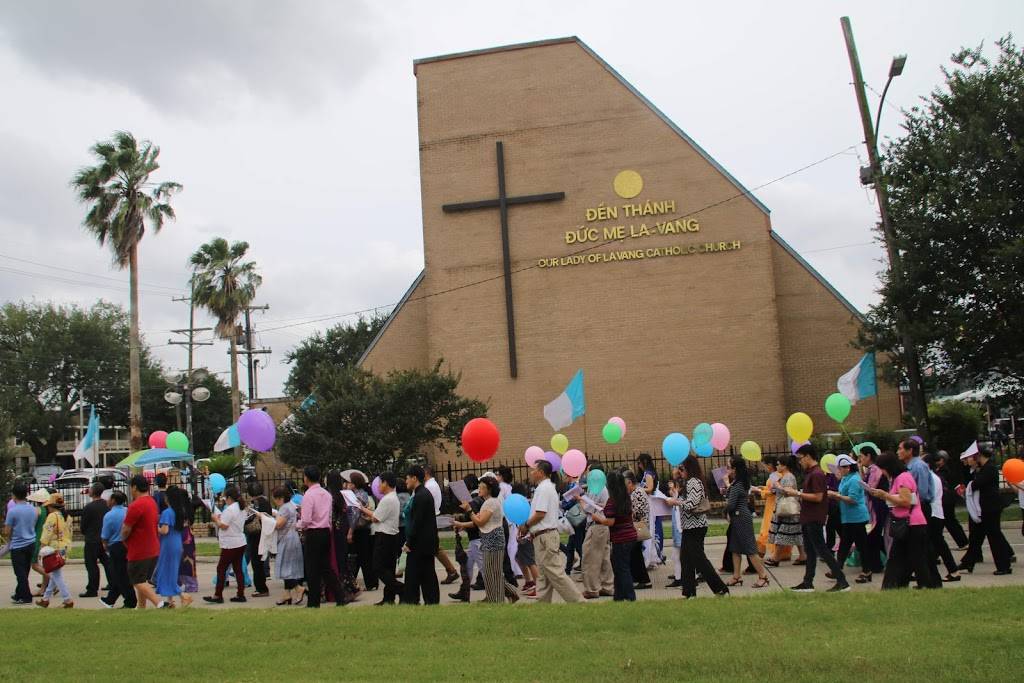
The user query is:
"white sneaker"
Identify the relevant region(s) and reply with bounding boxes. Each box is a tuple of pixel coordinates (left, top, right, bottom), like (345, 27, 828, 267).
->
(98, 598, 115, 609)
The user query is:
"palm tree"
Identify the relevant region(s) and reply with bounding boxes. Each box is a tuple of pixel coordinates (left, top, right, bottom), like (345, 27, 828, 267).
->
(72, 131, 182, 451)
(189, 239, 261, 432)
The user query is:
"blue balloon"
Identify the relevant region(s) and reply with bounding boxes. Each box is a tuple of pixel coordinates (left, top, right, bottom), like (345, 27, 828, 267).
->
(503, 493, 531, 526)
(694, 440, 714, 458)
(209, 473, 227, 494)
(693, 422, 713, 444)
(662, 433, 691, 466)
(586, 469, 607, 496)
(291, 493, 303, 506)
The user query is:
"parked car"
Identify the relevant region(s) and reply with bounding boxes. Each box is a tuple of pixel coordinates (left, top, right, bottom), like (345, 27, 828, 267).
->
(29, 463, 62, 484)
(54, 468, 130, 516)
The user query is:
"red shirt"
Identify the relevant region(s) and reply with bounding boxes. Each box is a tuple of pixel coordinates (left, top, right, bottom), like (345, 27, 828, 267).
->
(123, 494, 160, 561)
(799, 466, 829, 525)
(604, 499, 637, 544)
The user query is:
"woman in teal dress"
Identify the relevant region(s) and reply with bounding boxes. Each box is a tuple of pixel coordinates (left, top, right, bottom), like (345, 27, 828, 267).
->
(154, 486, 191, 607)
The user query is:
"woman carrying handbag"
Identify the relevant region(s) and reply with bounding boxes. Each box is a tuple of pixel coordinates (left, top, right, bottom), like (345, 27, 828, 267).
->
(36, 493, 73, 608)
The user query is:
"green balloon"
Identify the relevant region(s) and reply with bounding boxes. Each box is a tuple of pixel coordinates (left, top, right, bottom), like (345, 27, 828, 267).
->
(166, 430, 189, 453)
(825, 393, 852, 423)
(602, 422, 622, 444)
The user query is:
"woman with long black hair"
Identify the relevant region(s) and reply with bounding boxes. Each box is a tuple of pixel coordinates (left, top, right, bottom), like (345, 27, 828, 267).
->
(724, 457, 770, 588)
(154, 486, 191, 607)
(592, 470, 638, 601)
(870, 452, 939, 590)
(667, 457, 729, 598)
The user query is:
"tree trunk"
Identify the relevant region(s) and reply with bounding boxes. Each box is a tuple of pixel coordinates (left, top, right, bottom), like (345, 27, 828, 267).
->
(229, 332, 242, 459)
(128, 243, 143, 451)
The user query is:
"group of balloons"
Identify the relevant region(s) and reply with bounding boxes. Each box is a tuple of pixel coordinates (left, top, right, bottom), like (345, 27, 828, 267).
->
(148, 430, 189, 452)
(602, 417, 626, 444)
(662, 422, 735, 466)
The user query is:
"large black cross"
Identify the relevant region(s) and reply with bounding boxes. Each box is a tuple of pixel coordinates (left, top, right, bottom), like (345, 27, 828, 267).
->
(442, 141, 565, 378)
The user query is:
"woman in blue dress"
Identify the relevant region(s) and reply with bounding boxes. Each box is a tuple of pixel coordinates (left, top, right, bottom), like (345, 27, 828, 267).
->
(154, 486, 190, 607)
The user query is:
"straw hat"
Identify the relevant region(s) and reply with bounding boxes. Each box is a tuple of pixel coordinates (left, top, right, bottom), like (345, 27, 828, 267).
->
(45, 492, 65, 508)
(26, 489, 50, 504)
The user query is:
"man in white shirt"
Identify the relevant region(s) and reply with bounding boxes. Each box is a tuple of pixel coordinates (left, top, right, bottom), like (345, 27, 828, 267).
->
(362, 472, 403, 605)
(424, 465, 459, 584)
(520, 461, 583, 603)
(580, 464, 614, 598)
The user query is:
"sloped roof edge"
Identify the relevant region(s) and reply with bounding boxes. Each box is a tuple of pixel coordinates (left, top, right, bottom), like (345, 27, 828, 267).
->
(357, 270, 426, 367)
(413, 36, 770, 216)
(770, 230, 864, 320)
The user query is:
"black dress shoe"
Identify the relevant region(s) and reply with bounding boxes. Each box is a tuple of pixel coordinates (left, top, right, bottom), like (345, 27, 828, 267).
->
(79, 592, 98, 598)
(471, 580, 485, 591)
(202, 596, 224, 604)
(994, 569, 1012, 576)
(955, 564, 974, 574)
(448, 592, 470, 602)
(229, 595, 247, 603)
(665, 580, 682, 588)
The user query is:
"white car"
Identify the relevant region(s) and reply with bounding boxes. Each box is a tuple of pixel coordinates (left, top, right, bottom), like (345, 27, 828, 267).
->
(54, 468, 131, 516)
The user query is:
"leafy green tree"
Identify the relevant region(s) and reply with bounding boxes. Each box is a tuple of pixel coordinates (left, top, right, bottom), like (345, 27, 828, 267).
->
(928, 401, 984, 456)
(277, 361, 488, 474)
(860, 37, 1024, 400)
(0, 301, 163, 465)
(189, 238, 262, 426)
(72, 131, 182, 450)
(283, 313, 388, 396)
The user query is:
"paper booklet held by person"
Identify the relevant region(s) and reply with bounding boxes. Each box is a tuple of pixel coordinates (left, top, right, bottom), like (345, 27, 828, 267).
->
(341, 489, 361, 508)
(562, 484, 582, 501)
(711, 467, 728, 492)
(448, 479, 472, 504)
(652, 489, 669, 500)
(436, 515, 454, 529)
(579, 495, 603, 513)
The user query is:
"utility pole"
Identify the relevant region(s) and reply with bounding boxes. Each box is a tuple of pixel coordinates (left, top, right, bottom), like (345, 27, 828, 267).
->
(234, 304, 270, 403)
(170, 282, 213, 449)
(840, 16, 929, 439)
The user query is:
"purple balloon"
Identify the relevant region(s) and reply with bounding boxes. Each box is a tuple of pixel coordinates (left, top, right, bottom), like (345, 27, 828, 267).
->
(791, 440, 810, 455)
(237, 409, 276, 452)
(371, 476, 382, 500)
(544, 450, 561, 472)
(910, 435, 924, 444)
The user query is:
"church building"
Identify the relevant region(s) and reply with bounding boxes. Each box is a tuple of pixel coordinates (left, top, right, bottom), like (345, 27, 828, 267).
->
(359, 37, 902, 462)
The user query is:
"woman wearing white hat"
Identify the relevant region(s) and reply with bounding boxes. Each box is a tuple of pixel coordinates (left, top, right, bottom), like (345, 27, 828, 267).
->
(827, 454, 871, 582)
(36, 493, 73, 608)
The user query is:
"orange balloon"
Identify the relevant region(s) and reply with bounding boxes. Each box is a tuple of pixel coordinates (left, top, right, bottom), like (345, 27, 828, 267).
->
(1002, 458, 1024, 485)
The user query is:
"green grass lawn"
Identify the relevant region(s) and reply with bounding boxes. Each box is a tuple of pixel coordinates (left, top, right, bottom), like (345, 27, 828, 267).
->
(2, 587, 1022, 681)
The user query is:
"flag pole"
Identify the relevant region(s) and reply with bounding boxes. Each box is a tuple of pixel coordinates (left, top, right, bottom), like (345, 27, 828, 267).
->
(582, 411, 589, 454)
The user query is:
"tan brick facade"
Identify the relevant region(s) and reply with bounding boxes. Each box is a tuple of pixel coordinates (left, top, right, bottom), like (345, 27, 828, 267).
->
(360, 37, 902, 464)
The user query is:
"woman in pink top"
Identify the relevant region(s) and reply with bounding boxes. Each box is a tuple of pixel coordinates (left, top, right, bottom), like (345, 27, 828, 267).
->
(870, 452, 940, 591)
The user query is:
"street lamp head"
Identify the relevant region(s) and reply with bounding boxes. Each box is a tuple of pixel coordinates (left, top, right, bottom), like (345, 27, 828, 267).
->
(191, 368, 209, 383)
(889, 55, 907, 78)
(191, 386, 211, 402)
(164, 391, 183, 406)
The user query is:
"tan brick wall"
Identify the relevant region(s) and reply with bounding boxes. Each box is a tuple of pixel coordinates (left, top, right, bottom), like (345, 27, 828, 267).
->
(359, 38, 900, 466)
(771, 240, 903, 434)
(361, 276, 430, 374)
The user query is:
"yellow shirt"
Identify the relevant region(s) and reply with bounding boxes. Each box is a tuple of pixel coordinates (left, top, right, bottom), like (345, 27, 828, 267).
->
(40, 511, 70, 552)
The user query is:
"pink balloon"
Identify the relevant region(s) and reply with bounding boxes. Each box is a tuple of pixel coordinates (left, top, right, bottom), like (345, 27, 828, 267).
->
(371, 476, 382, 501)
(562, 449, 587, 477)
(609, 416, 626, 437)
(710, 423, 730, 451)
(524, 446, 545, 467)
(544, 451, 561, 472)
(148, 430, 168, 449)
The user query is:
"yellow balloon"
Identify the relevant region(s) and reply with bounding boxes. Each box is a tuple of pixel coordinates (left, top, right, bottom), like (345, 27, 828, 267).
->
(786, 412, 813, 443)
(551, 433, 569, 455)
(740, 440, 762, 461)
(820, 453, 837, 472)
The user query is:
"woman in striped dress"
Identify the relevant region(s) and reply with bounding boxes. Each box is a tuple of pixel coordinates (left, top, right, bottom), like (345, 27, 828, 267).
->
(724, 458, 770, 588)
(460, 476, 519, 603)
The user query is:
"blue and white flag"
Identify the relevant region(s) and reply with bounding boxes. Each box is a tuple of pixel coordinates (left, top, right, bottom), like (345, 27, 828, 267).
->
(837, 353, 877, 404)
(543, 369, 586, 431)
(73, 405, 100, 467)
(213, 423, 242, 452)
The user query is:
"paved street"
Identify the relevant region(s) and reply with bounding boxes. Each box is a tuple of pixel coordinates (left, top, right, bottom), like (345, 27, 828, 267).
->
(4, 525, 1022, 609)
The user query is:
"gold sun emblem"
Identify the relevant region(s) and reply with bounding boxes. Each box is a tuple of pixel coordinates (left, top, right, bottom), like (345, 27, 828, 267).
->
(613, 170, 643, 199)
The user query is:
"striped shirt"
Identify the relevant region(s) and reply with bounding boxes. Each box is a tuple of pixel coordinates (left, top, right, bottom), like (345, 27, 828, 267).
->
(680, 478, 708, 530)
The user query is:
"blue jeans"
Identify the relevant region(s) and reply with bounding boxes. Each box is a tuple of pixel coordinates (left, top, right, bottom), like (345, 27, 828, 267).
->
(653, 515, 666, 559)
(562, 522, 586, 573)
(802, 522, 848, 586)
(610, 541, 636, 601)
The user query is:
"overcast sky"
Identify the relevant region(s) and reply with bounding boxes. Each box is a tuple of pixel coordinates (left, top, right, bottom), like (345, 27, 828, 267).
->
(1, 0, 1021, 403)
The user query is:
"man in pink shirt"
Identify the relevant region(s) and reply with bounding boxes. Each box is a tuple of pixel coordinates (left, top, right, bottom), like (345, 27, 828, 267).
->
(296, 465, 344, 608)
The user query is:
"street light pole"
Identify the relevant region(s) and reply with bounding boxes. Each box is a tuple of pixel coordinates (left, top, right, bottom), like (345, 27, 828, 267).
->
(840, 16, 929, 439)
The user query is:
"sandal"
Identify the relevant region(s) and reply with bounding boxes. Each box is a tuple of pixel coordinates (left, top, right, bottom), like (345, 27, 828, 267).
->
(855, 573, 873, 584)
(764, 558, 780, 567)
(753, 577, 770, 589)
(725, 577, 744, 587)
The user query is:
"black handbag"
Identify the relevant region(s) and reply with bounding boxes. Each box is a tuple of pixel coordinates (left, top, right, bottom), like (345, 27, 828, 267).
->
(889, 516, 909, 541)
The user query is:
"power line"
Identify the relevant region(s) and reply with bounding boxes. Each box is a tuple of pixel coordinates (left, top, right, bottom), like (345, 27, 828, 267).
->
(0, 252, 184, 292)
(0, 264, 183, 298)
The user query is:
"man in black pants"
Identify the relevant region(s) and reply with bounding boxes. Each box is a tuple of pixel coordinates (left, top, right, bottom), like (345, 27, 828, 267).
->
(935, 451, 970, 548)
(402, 465, 440, 605)
(244, 481, 271, 598)
(783, 444, 850, 593)
(296, 465, 344, 608)
(79, 483, 111, 598)
(100, 490, 136, 608)
(362, 472, 403, 605)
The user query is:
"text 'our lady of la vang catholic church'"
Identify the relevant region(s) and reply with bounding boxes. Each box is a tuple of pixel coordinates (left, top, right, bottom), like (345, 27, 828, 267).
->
(358, 36, 902, 464)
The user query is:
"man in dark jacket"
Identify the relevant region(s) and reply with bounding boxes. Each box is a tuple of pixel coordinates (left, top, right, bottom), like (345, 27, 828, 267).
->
(935, 451, 969, 548)
(79, 482, 112, 597)
(402, 465, 440, 604)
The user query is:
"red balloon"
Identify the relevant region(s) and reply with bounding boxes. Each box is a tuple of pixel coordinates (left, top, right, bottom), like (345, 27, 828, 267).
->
(148, 430, 168, 449)
(462, 418, 500, 462)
